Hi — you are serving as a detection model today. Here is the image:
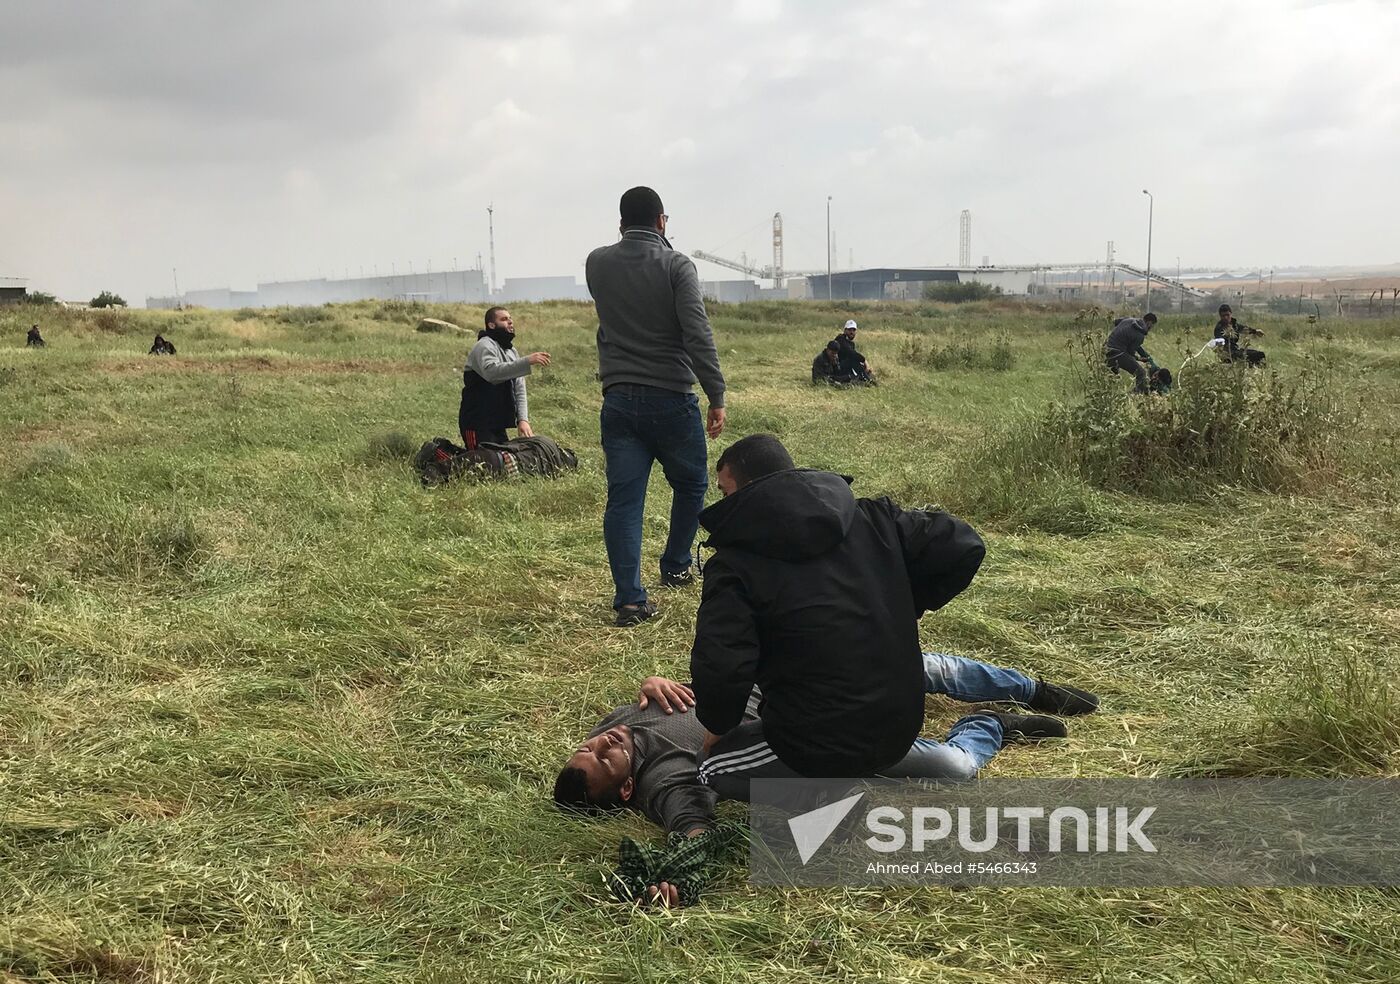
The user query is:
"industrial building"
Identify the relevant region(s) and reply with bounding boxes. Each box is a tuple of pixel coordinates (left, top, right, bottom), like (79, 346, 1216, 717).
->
(803, 267, 1037, 300)
(148, 268, 489, 310)
(499, 276, 590, 303)
(1, 276, 28, 304)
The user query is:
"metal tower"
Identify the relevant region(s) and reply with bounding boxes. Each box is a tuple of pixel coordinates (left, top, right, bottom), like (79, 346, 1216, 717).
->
(959, 210, 972, 267)
(1106, 240, 1115, 288)
(771, 213, 784, 289)
(487, 204, 498, 297)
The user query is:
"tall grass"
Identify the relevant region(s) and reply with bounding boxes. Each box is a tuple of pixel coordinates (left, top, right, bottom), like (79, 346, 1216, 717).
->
(2, 300, 1399, 981)
(939, 330, 1361, 534)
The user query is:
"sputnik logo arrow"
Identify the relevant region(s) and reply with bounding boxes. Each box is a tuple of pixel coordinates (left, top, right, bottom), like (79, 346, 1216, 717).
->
(787, 792, 866, 864)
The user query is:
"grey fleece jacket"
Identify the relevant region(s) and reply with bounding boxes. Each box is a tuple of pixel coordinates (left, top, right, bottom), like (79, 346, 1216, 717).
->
(586, 227, 726, 407)
(587, 687, 762, 836)
(466, 335, 530, 423)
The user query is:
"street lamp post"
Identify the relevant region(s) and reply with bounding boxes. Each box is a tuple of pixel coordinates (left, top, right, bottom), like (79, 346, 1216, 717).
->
(826, 196, 833, 300)
(1142, 189, 1154, 313)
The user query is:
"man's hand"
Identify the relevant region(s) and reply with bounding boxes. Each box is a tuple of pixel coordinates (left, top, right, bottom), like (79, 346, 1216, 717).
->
(700, 728, 722, 762)
(516, 419, 534, 438)
(638, 677, 695, 714)
(645, 881, 682, 908)
(706, 406, 726, 439)
(526, 351, 551, 367)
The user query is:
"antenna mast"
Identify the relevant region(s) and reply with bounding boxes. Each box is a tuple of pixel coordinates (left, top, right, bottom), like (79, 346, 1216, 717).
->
(487, 204, 497, 297)
(959, 210, 972, 267)
(771, 213, 784, 289)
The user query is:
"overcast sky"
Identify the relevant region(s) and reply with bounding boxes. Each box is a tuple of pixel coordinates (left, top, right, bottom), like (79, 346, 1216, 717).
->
(3, 0, 1396, 302)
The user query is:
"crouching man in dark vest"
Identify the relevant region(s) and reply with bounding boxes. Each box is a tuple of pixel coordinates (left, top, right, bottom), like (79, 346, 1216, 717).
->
(459, 306, 551, 449)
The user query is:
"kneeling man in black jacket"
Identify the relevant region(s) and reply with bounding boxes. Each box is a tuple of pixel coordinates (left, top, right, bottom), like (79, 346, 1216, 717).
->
(691, 434, 1095, 799)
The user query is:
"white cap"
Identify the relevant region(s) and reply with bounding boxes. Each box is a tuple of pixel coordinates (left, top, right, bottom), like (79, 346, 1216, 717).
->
(843, 320, 858, 331)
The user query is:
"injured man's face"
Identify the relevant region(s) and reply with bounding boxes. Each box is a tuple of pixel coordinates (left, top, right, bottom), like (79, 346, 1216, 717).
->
(567, 724, 637, 805)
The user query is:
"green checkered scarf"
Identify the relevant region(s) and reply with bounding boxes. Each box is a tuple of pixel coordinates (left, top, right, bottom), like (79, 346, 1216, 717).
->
(609, 822, 745, 907)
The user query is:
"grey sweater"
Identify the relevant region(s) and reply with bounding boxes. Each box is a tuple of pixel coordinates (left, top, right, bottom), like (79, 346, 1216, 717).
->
(466, 335, 530, 423)
(588, 688, 761, 835)
(586, 227, 726, 407)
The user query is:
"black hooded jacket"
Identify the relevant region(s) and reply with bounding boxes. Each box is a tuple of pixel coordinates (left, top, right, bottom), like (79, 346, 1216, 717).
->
(690, 469, 986, 778)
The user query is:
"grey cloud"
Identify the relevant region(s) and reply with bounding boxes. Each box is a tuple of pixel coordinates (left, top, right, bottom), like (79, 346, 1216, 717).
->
(3, 0, 1395, 300)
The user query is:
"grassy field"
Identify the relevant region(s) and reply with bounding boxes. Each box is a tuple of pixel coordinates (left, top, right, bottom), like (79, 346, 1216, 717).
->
(2, 298, 1398, 982)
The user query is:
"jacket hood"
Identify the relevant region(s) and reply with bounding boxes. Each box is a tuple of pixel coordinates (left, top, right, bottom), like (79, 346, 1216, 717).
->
(700, 469, 856, 561)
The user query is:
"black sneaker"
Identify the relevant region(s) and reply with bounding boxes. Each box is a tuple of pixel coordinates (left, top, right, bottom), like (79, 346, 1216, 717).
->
(989, 711, 1068, 744)
(1027, 680, 1100, 716)
(614, 600, 658, 627)
(660, 568, 695, 588)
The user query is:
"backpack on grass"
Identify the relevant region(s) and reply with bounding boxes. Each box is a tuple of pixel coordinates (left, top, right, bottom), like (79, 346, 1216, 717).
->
(414, 438, 517, 486)
(413, 434, 578, 487)
(479, 436, 579, 477)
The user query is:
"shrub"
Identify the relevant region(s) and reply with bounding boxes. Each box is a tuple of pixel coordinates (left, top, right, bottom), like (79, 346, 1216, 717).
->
(1179, 651, 1400, 776)
(1061, 354, 1351, 498)
(365, 430, 416, 462)
(370, 300, 428, 323)
(898, 334, 925, 365)
(908, 332, 1017, 372)
(65, 509, 205, 579)
(275, 306, 332, 325)
(987, 333, 1015, 371)
(91, 309, 128, 333)
(943, 329, 1358, 530)
(90, 290, 127, 308)
(23, 291, 58, 305)
(922, 281, 1002, 303)
(19, 441, 77, 478)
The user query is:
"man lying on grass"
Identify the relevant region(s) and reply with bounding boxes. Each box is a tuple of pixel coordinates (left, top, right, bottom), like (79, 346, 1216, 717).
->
(555, 661, 1096, 902)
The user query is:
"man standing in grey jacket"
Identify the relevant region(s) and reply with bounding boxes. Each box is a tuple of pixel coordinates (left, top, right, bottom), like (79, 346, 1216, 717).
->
(586, 186, 726, 627)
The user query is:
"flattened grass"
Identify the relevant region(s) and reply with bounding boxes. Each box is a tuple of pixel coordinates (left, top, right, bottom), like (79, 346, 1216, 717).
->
(2, 300, 1399, 981)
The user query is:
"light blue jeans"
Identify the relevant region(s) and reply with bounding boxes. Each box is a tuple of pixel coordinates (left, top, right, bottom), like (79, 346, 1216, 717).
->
(881, 652, 1037, 781)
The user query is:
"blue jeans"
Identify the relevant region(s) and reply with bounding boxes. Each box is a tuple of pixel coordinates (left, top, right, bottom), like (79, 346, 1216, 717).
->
(600, 385, 709, 609)
(882, 652, 1038, 781)
(701, 652, 1040, 801)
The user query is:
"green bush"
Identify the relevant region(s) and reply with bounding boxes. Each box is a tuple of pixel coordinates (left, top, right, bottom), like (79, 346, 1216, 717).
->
(902, 332, 1017, 372)
(90, 290, 127, 308)
(275, 306, 333, 325)
(91, 309, 128, 333)
(987, 333, 1015, 371)
(922, 280, 1003, 303)
(370, 299, 428, 323)
(1054, 352, 1352, 498)
(365, 430, 416, 462)
(943, 330, 1358, 532)
(1179, 651, 1400, 776)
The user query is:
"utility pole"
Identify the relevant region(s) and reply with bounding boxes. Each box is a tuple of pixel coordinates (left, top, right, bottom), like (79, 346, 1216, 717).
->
(487, 204, 498, 298)
(826, 196, 833, 300)
(1141, 189, 1154, 313)
(171, 267, 180, 309)
(1177, 256, 1182, 310)
(959, 209, 972, 267)
(771, 213, 784, 289)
